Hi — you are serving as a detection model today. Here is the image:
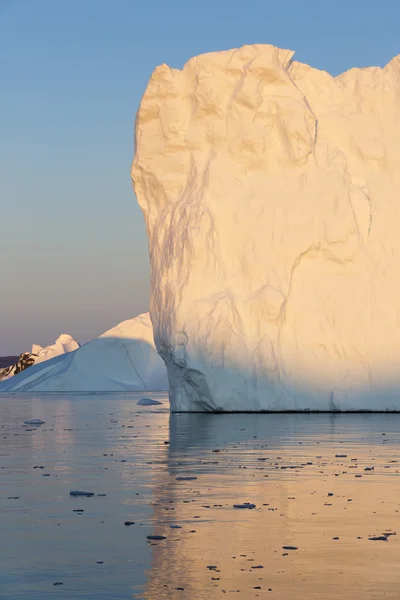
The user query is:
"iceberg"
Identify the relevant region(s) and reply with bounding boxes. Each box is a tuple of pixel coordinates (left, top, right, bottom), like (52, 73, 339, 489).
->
(0, 313, 168, 393)
(137, 397, 163, 406)
(132, 44, 400, 412)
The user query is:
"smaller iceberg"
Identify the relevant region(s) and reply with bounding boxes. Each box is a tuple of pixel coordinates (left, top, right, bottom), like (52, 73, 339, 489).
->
(0, 313, 168, 393)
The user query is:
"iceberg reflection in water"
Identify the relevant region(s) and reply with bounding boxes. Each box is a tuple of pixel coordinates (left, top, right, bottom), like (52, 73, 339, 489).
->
(1, 393, 400, 599)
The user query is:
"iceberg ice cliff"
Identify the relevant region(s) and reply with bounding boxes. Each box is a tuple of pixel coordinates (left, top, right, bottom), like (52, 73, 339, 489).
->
(0, 313, 168, 393)
(132, 44, 400, 412)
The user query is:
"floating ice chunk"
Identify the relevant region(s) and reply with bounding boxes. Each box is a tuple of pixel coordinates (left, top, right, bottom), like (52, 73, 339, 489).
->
(137, 397, 162, 406)
(24, 419, 45, 425)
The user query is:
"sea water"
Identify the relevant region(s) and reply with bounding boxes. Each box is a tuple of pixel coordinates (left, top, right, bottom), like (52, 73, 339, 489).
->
(1, 393, 400, 599)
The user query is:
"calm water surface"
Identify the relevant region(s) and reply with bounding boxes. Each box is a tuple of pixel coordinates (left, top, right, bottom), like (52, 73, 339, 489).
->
(1, 394, 400, 599)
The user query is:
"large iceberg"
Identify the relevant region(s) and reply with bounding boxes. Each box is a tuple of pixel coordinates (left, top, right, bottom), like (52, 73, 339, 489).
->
(0, 313, 168, 393)
(132, 44, 400, 412)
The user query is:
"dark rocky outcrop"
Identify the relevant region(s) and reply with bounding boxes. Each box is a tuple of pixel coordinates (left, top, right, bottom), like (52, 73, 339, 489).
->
(0, 356, 19, 369)
(0, 352, 37, 381)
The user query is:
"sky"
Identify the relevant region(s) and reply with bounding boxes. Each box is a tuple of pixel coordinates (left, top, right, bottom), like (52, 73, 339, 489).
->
(1, 0, 399, 354)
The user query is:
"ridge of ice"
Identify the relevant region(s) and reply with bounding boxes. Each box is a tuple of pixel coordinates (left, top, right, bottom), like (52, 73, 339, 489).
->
(33, 334, 80, 365)
(132, 43, 400, 412)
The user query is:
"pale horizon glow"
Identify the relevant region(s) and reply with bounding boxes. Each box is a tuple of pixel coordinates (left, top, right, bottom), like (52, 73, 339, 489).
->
(1, 0, 399, 354)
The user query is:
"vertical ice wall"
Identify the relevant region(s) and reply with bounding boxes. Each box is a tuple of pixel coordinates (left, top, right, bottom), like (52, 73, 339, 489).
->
(132, 44, 400, 411)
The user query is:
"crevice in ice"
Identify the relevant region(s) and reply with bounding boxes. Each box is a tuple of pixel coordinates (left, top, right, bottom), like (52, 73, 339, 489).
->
(116, 340, 149, 391)
(279, 244, 323, 326)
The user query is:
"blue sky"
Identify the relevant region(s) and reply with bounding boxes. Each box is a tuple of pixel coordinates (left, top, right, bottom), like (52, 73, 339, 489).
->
(1, 0, 399, 354)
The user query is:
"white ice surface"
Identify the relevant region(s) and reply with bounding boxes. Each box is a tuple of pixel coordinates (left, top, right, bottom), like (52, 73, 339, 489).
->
(132, 44, 400, 412)
(33, 334, 80, 365)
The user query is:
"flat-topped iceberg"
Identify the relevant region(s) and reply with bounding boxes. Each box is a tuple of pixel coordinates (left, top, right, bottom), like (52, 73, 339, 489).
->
(132, 44, 400, 412)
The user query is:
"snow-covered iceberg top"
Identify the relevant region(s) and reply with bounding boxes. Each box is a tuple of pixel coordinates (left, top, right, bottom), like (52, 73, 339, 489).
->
(132, 43, 400, 412)
(33, 334, 80, 365)
(0, 313, 168, 393)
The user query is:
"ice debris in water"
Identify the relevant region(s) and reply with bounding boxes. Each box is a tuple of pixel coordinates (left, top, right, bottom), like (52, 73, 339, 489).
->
(24, 419, 45, 425)
(69, 490, 95, 497)
(137, 397, 162, 406)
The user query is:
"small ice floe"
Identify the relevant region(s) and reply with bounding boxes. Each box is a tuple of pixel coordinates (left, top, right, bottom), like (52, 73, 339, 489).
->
(176, 476, 197, 481)
(233, 503, 256, 509)
(24, 419, 45, 425)
(69, 490, 94, 497)
(146, 534, 167, 540)
(137, 398, 162, 406)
